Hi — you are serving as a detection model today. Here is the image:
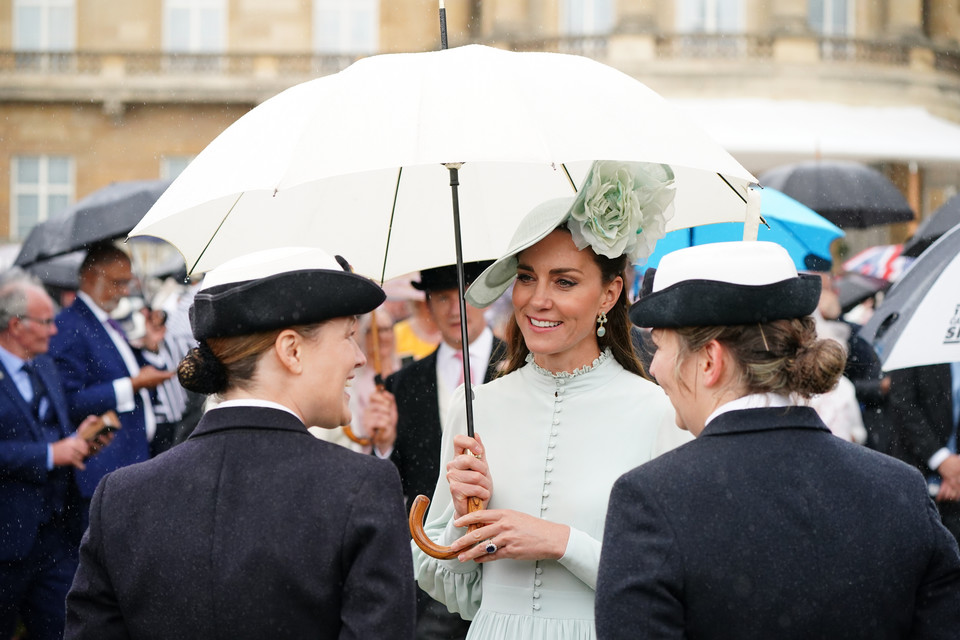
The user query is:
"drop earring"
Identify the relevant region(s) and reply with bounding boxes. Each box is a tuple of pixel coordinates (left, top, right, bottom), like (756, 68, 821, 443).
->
(596, 311, 608, 337)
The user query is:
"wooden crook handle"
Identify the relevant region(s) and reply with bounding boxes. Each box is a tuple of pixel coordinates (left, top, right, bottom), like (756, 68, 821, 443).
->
(341, 425, 371, 446)
(409, 494, 484, 559)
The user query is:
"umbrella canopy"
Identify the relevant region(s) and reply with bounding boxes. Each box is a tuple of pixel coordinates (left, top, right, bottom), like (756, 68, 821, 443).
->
(902, 192, 960, 258)
(758, 160, 914, 229)
(130, 44, 757, 281)
(15, 179, 173, 267)
(639, 187, 843, 270)
(834, 272, 891, 314)
(24, 251, 84, 290)
(859, 225, 960, 371)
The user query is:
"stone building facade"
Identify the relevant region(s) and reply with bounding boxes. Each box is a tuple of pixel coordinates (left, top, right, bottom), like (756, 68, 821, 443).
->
(1, 0, 958, 252)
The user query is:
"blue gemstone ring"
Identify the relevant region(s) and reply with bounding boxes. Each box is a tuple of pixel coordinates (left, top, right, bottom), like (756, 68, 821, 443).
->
(483, 540, 497, 554)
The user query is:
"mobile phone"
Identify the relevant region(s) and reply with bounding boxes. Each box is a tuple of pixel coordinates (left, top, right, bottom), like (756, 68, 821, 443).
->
(98, 423, 120, 436)
(97, 412, 121, 437)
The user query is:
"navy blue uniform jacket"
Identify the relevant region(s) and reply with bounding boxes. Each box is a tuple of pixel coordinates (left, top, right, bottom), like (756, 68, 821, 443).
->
(65, 406, 416, 639)
(596, 406, 960, 639)
(0, 353, 81, 561)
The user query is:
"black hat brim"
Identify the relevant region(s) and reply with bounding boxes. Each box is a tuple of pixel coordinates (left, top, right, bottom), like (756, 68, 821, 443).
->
(412, 261, 495, 292)
(191, 269, 385, 340)
(629, 275, 822, 328)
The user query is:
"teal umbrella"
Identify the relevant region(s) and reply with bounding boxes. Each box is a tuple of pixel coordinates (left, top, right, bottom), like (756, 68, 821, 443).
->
(640, 187, 843, 271)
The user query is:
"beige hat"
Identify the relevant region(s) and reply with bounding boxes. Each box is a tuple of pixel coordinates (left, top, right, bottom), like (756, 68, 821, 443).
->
(465, 160, 676, 309)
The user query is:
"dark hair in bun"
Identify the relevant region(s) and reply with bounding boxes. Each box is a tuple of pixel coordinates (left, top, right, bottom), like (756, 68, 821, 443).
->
(177, 341, 230, 395)
(178, 325, 326, 395)
(673, 316, 846, 398)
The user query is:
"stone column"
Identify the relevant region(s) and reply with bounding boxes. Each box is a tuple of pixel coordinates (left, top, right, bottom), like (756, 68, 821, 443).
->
(887, 0, 924, 40)
(616, 0, 658, 31)
(769, 0, 809, 35)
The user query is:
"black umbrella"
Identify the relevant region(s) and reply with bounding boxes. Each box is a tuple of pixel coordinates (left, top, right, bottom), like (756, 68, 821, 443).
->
(24, 251, 84, 290)
(758, 160, 914, 229)
(835, 272, 891, 314)
(902, 192, 960, 257)
(15, 179, 173, 267)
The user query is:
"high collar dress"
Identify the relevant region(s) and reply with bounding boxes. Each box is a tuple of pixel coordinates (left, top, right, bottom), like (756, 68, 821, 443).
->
(413, 350, 689, 640)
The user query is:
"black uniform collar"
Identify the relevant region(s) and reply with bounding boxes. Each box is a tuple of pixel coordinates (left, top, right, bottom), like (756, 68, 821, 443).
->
(701, 405, 831, 438)
(188, 405, 309, 439)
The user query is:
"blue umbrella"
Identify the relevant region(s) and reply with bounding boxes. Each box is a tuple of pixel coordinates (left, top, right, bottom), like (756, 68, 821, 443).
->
(640, 187, 843, 271)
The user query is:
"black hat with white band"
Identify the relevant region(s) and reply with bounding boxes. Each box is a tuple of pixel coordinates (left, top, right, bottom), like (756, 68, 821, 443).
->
(629, 241, 821, 328)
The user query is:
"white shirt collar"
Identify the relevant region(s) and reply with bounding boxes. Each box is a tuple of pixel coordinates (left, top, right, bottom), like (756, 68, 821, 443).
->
(437, 326, 494, 365)
(77, 291, 109, 322)
(213, 398, 303, 422)
(705, 392, 792, 428)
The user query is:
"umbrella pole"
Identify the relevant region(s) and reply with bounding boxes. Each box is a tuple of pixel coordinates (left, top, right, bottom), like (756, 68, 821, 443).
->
(439, 0, 448, 50)
(410, 13, 483, 561)
(446, 163, 477, 440)
(409, 163, 486, 560)
(342, 309, 387, 447)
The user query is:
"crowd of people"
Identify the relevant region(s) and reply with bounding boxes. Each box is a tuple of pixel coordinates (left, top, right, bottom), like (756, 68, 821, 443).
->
(1, 160, 959, 639)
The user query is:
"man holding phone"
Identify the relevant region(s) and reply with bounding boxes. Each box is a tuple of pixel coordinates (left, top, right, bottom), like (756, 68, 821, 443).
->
(0, 272, 110, 640)
(49, 244, 173, 524)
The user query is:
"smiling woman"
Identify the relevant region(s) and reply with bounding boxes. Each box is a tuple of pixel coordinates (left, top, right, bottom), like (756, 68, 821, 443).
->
(411, 161, 691, 640)
(65, 247, 417, 640)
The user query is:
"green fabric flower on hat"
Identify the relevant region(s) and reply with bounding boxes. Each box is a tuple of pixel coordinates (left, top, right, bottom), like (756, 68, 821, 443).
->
(567, 160, 676, 264)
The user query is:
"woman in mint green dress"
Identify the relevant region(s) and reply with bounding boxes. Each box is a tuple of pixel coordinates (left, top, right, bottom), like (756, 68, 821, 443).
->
(412, 162, 690, 639)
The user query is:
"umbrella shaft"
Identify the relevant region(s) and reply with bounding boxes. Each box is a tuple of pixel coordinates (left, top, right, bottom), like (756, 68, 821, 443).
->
(447, 164, 475, 438)
(439, 2, 448, 50)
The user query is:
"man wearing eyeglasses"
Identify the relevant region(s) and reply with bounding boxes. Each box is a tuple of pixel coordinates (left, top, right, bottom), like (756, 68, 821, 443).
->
(0, 272, 106, 640)
(48, 243, 174, 528)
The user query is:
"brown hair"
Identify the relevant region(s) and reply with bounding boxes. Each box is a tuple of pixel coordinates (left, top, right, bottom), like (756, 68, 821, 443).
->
(501, 226, 644, 377)
(178, 324, 324, 395)
(671, 316, 846, 398)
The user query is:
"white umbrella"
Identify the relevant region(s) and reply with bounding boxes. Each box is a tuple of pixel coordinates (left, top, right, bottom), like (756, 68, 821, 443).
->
(860, 225, 960, 371)
(129, 44, 757, 281)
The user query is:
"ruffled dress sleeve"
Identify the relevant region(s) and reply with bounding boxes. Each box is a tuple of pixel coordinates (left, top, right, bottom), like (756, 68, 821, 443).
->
(411, 386, 483, 620)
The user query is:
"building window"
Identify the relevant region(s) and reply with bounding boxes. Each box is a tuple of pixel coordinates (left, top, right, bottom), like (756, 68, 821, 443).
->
(313, 0, 379, 54)
(560, 0, 615, 36)
(13, 0, 74, 50)
(160, 156, 193, 180)
(809, 0, 854, 59)
(13, 0, 75, 70)
(808, 0, 854, 37)
(675, 0, 744, 58)
(164, 0, 226, 70)
(676, 0, 743, 33)
(11, 155, 73, 240)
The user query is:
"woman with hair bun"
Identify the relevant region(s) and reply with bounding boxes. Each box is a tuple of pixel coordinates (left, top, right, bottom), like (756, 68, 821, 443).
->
(595, 241, 960, 639)
(66, 247, 416, 639)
